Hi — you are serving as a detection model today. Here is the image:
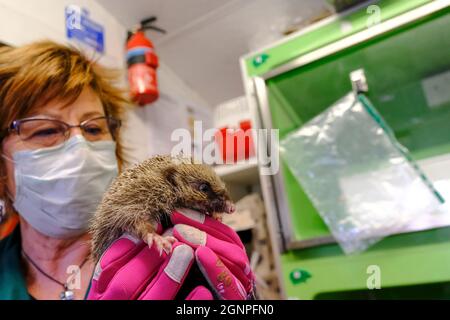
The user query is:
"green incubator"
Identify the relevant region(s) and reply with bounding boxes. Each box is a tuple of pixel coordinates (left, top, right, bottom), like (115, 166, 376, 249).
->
(241, 0, 450, 299)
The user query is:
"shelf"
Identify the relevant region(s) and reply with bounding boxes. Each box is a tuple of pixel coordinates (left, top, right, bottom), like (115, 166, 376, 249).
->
(214, 157, 259, 185)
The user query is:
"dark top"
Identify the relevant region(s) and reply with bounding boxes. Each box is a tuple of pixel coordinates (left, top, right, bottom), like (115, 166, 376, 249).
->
(0, 226, 91, 300)
(0, 226, 31, 299)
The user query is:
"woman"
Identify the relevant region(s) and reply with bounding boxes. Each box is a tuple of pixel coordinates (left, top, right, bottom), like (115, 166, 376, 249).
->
(0, 41, 254, 300)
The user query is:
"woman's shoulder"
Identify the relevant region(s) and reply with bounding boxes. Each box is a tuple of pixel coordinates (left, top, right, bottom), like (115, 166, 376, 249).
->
(0, 216, 20, 262)
(0, 224, 30, 300)
(0, 223, 21, 266)
(0, 223, 22, 278)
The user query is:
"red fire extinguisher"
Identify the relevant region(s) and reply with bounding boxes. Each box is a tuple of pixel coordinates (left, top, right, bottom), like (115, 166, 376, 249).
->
(126, 17, 166, 106)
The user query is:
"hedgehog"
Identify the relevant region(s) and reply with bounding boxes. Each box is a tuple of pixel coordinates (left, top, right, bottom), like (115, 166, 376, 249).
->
(90, 155, 235, 261)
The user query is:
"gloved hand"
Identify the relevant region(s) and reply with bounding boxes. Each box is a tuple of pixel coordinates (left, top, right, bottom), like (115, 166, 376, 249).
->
(170, 208, 256, 300)
(87, 208, 256, 300)
(87, 233, 213, 300)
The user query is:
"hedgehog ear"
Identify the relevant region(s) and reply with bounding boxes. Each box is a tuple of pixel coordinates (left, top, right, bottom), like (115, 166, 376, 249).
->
(164, 166, 178, 186)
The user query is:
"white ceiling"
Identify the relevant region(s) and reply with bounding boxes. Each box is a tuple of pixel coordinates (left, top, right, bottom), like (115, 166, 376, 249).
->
(96, 0, 331, 107)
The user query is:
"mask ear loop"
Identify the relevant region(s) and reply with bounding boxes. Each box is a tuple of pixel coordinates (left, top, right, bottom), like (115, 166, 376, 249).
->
(0, 183, 15, 224)
(0, 150, 6, 223)
(0, 153, 16, 223)
(0, 152, 14, 163)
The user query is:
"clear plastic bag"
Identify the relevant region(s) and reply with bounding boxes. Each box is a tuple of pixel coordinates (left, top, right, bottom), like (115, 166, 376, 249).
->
(280, 93, 443, 254)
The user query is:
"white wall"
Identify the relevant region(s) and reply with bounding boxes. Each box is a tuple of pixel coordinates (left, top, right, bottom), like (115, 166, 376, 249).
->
(0, 0, 124, 67)
(0, 0, 210, 165)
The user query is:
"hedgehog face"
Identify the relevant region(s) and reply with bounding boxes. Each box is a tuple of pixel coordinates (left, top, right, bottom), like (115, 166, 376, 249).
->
(164, 163, 235, 215)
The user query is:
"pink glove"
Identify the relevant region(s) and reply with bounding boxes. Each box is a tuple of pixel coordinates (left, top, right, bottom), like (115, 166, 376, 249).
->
(87, 233, 213, 300)
(170, 208, 256, 300)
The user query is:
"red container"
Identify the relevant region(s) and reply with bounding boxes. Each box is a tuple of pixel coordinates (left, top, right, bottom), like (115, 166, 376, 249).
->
(215, 120, 255, 164)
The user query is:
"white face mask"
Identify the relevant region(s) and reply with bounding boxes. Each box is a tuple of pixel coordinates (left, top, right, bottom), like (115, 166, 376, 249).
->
(4, 135, 118, 239)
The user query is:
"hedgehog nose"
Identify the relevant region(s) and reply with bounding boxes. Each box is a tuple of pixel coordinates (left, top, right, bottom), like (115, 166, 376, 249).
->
(225, 201, 235, 214)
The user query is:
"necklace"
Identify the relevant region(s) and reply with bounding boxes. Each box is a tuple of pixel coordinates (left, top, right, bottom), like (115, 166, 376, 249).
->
(21, 249, 89, 300)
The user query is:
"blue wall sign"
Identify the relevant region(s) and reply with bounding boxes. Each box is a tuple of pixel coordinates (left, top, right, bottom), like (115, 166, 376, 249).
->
(65, 5, 105, 54)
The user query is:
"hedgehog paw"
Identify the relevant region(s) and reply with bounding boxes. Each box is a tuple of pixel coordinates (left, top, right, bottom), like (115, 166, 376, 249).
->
(212, 212, 223, 222)
(146, 233, 177, 256)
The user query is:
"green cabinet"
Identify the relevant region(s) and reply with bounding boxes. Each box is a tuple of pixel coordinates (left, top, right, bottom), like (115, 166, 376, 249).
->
(242, 0, 450, 299)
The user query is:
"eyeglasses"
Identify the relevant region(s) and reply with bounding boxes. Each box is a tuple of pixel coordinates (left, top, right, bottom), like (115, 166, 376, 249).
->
(0, 116, 121, 148)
